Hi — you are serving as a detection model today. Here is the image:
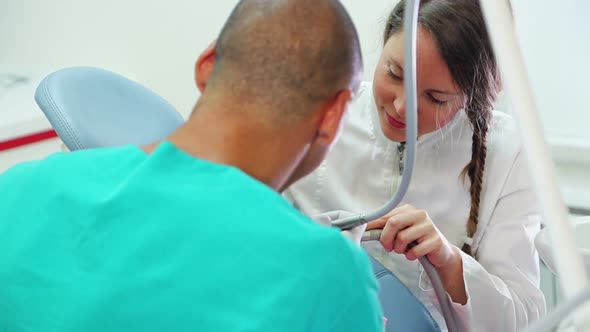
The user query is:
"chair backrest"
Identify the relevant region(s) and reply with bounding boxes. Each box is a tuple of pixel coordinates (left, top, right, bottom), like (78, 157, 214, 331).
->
(35, 66, 184, 151)
(371, 257, 440, 332)
(34, 67, 440, 332)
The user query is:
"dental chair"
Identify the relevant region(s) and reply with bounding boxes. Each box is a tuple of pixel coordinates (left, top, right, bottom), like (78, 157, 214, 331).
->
(35, 67, 184, 149)
(35, 66, 441, 332)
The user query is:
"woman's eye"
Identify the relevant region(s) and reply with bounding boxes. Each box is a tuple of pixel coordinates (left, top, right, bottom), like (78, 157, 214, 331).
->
(428, 94, 448, 105)
(387, 68, 402, 81)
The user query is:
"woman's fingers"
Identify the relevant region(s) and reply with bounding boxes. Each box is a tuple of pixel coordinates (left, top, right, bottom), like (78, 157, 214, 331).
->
(379, 210, 422, 252)
(379, 215, 411, 251)
(366, 219, 386, 231)
(366, 204, 414, 230)
(364, 205, 455, 269)
(392, 220, 431, 254)
(405, 235, 442, 261)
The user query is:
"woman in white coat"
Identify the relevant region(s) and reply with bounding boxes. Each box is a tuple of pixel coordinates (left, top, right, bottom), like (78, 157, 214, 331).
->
(285, 0, 546, 330)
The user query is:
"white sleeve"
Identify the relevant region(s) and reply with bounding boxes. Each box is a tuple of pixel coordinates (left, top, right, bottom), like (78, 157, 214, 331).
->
(420, 151, 547, 331)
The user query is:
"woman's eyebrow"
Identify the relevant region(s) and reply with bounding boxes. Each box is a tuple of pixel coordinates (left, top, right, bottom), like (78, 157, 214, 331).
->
(427, 88, 461, 96)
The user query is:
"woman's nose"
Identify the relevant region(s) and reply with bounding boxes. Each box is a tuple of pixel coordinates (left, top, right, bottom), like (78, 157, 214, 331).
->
(393, 96, 406, 119)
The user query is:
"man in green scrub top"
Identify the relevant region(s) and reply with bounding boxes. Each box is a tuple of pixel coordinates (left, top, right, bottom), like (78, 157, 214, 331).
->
(0, 0, 383, 331)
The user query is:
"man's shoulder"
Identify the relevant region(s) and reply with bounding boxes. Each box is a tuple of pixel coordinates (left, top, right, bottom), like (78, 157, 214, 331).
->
(0, 145, 144, 195)
(297, 222, 377, 288)
(0, 151, 66, 188)
(246, 195, 373, 279)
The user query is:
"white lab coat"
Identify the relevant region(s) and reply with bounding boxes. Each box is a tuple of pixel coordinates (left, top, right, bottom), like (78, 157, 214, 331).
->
(284, 82, 546, 331)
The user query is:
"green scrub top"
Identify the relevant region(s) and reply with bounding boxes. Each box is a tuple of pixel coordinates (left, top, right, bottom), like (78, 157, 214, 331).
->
(0, 142, 382, 331)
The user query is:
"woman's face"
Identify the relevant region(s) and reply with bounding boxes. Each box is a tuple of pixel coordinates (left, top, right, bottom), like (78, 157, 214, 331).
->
(373, 28, 464, 142)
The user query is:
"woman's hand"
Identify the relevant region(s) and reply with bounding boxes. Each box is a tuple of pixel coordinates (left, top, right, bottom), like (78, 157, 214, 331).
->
(366, 204, 467, 304)
(366, 204, 457, 267)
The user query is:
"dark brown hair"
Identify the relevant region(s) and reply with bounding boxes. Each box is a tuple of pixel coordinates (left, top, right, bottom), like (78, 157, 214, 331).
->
(385, 0, 501, 256)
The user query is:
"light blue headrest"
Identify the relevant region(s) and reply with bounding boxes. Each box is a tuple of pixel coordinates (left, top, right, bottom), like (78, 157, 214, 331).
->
(35, 66, 185, 151)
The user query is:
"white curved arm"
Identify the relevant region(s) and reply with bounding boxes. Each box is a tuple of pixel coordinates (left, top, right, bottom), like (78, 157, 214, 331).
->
(479, 0, 590, 329)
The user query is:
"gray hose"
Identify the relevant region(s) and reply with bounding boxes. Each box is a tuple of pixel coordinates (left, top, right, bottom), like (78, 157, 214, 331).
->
(331, 0, 418, 231)
(363, 231, 460, 332)
(332, 1, 460, 331)
(419, 256, 460, 332)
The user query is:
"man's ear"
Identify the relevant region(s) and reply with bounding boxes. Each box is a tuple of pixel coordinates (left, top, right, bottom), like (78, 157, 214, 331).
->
(280, 90, 353, 190)
(315, 89, 353, 147)
(195, 41, 217, 92)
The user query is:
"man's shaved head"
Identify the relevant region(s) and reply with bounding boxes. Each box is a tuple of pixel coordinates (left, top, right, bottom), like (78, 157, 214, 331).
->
(206, 0, 362, 121)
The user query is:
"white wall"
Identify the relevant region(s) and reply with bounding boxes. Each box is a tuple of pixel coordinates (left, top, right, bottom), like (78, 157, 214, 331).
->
(0, 0, 396, 118)
(511, 0, 590, 211)
(512, 0, 590, 144)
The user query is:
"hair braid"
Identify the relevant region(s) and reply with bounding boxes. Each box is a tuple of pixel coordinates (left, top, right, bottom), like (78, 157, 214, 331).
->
(461, 109, 490, 256)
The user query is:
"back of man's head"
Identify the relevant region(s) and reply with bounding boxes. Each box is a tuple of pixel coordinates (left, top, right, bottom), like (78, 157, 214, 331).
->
(206, 0, 362, 122)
